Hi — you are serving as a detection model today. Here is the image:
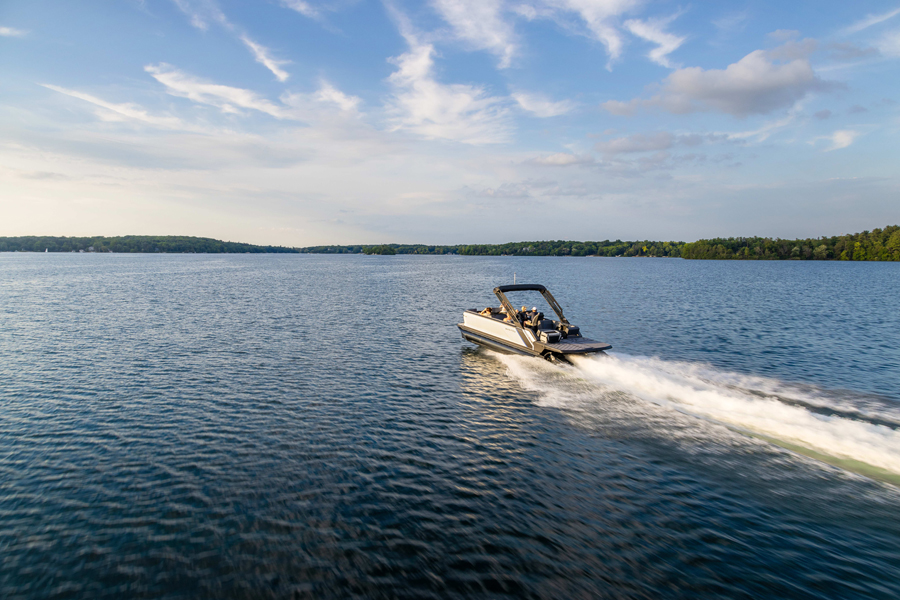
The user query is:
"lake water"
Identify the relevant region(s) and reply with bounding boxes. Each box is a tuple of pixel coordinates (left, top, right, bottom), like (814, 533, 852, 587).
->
(1, 254, 899, 599)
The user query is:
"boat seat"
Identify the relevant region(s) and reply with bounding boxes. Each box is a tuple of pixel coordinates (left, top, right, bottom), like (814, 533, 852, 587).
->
(537, 318, 557, 331)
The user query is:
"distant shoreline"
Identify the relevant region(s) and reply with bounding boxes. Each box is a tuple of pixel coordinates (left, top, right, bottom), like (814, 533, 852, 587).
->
(0, 235, 297, 254)
(2, 226, 898, 260)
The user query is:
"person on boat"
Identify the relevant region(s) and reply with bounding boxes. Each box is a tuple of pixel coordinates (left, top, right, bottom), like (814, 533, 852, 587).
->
(480, 307, 493, 316)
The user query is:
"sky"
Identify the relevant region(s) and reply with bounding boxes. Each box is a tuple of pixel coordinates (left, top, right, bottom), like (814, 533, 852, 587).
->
(1, 1, 898, 246)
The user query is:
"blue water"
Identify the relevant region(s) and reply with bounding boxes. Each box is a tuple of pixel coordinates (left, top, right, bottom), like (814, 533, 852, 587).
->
(1, 254, 899, 599)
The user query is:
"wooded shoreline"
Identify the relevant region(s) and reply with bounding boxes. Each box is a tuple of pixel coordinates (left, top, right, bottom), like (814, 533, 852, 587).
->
(2, 226, 898, 260)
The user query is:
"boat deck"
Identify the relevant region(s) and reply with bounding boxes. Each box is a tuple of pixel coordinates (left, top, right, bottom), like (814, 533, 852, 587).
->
(543, 337, 612, 354)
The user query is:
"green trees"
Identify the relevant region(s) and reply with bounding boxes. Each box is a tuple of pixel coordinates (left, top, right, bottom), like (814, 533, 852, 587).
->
(0, 236, 297, 253)
(299, 240, 686, 257)
(301, 227, 898, 260)
(363, 245, 396, 255)
(680, 226, 899, 260)
(6, 226, 897, 260)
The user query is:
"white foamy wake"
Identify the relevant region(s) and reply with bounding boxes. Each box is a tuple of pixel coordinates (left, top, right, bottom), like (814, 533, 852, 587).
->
(496, 352, 900, 476)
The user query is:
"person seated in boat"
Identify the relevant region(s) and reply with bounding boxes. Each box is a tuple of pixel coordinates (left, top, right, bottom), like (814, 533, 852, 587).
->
(518, 306, 529, 325)
(480, 307, 493, 316)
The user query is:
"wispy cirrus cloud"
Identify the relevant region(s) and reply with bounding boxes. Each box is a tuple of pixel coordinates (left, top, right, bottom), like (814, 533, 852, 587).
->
(145, 64, 288, 118)
(431, 0, 517, 68)
(239, 34, 291, 82)
(280, 0, 321, 19)
(41, 84, 185, 129)
(385, 8, 512, 144)
(841, 7, 900, 35)
(724, 113, 795, 142)
(0, 26, 27, 36)
(537, 0, 641, 68)
(313, 80, 362, 112)
(623, 14, 686, 68)
(171, 0, 226, 30)
(172, 0, 291, 81)
(512, 92, 575, 117)
(140, 63, 361, 125)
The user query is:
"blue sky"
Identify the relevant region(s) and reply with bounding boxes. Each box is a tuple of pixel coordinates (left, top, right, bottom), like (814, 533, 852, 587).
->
(1, 1, 898, 245)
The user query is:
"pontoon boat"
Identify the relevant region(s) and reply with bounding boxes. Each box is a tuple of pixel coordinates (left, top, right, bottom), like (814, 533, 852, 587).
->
(458, 284, 611, 362)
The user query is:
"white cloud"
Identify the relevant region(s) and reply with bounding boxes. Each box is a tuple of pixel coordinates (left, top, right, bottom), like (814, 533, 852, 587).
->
(173, 0, 295, 82)
(239, 35, 290, 82)
(431, 0, 517, 68)
(280, 0, 321, 19)
(818, 129, 860, 151)
(512, 92, 575, 117)
(537, 0, 641, 68)
(842, 7, 900, 35)
(531, 152, 593, 165)
(314, 81, 361, 112)
(623, 15, 685, 68)
(171, 0, 227, 30)
(385, 24, 511, 144)
(0, 26, 27, 36)
(145, 64, 288, 118)
(41, 84, 185, 129)
(603, 46, 837, 117)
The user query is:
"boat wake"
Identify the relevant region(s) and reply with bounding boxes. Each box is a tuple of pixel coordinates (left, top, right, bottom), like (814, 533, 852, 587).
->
(494, 352, 900, 481)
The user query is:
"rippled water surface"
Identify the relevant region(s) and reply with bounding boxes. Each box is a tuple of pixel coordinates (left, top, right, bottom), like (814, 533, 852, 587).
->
(1, 254, 899, 599)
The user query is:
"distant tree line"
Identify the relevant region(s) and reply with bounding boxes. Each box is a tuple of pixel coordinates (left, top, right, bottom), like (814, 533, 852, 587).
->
(5, 227, 898, 260)
(300, 226, 900, 261)
(363, 245, 397, 255)
(300, 240, 685, 257)
(681, 226, 900, 261)
(0, 236, 298, 253)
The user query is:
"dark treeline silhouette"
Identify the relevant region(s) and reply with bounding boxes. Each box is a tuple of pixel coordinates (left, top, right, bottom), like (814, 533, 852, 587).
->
(681, 226, 900, 261)
(0, 236, 298, 253)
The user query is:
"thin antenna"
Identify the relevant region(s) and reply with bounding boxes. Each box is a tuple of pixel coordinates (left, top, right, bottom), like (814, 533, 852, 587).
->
(514, 272, 516, 284)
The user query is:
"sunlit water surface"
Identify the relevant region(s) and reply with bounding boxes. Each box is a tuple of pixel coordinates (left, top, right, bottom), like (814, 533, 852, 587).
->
(1, 254, 899, 599)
